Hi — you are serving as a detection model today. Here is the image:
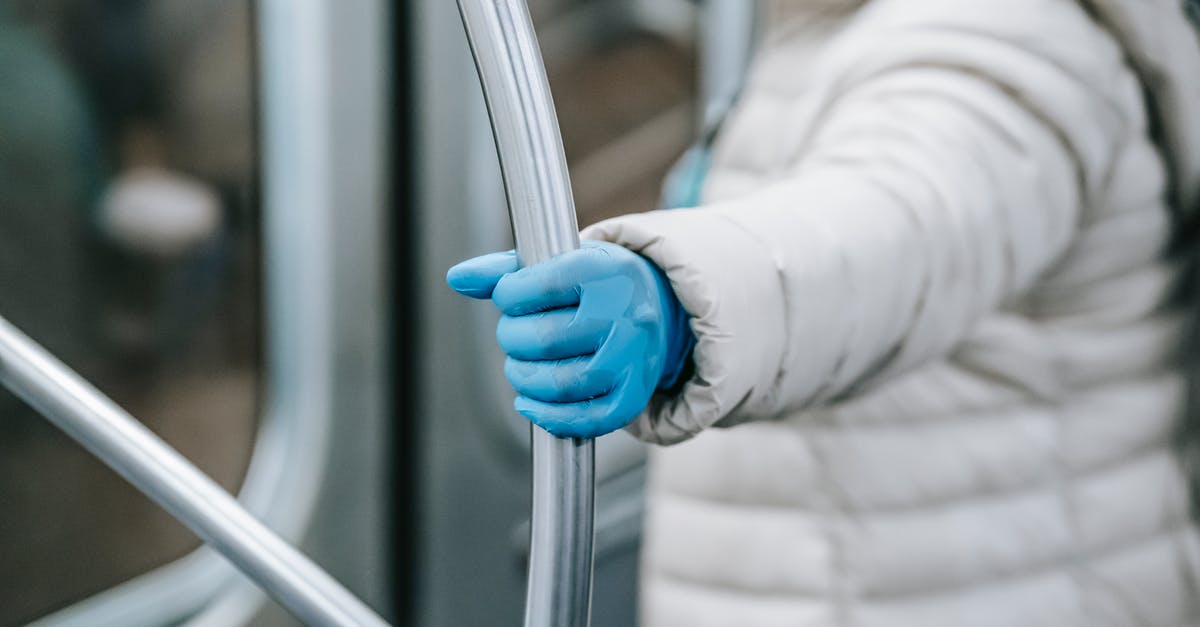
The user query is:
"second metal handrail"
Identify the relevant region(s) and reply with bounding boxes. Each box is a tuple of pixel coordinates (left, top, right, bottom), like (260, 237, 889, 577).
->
(0, 317, 386, 626)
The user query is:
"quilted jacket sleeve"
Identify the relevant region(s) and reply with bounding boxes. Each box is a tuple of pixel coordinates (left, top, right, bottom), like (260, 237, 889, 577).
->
(582, 0, 1157, 445)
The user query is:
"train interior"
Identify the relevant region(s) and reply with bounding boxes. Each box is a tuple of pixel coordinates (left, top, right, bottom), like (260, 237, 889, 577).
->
(0, 0, 726, 625)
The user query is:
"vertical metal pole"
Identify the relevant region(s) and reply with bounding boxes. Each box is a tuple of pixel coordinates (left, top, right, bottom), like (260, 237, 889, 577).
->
(455, 2, 595, 626)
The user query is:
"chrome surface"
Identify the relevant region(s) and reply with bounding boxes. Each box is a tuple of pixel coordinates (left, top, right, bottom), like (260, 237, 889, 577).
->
(0, 317, 387, 627)
(456, 1, 595, 626)
(457, 0, 582, 264)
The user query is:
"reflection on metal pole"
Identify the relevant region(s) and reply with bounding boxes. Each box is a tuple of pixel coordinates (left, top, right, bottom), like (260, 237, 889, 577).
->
(0, 317, 388, 627)
(455, 1, 596, 626)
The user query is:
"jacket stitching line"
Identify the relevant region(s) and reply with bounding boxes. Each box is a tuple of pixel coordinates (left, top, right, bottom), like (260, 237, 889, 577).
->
(649, 520, 1197, 604)
(655, 440, 1179, 517)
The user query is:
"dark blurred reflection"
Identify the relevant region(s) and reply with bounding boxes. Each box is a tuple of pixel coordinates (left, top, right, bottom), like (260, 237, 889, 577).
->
(0, 1, 260, 623)
(538, 1, 697, 226)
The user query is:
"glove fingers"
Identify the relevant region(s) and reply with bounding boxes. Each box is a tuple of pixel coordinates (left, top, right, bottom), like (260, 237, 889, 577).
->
(496, 309, 611, 361)
(513, 395, 628, 440)
(504, 355, 620, 404)
(491, 247, 621, 316)
(446, 250, 519, 299)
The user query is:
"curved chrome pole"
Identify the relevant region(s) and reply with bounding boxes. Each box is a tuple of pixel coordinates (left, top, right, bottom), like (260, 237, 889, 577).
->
(0, 317, 388, 627)
(455, 2, 595, 626)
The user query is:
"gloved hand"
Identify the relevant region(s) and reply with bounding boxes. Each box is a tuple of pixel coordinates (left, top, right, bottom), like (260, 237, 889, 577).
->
(447, 241, 693, 439)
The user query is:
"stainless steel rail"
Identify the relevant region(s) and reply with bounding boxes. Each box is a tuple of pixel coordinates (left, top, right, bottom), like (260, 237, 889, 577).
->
(0, 316, 388, 627)
(456, 1, 595, 626)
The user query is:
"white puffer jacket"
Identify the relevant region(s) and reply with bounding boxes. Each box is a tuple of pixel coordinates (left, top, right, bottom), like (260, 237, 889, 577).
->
(583, 0, 1200, 625)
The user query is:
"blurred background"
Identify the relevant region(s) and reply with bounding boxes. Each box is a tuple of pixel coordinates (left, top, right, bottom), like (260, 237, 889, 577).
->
(0, 0, 727, 625)
(0, 1, 261, 623)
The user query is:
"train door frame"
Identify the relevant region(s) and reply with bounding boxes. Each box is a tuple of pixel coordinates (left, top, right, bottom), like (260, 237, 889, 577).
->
(29, 2, 392, 625)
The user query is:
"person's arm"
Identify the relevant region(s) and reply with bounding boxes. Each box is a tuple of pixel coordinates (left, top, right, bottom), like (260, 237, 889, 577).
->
(584, 0, 1157, 444)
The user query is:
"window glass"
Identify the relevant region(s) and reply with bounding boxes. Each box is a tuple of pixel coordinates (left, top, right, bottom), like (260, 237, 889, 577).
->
(538, 0, 698, 226)
(0, 1, 260, 623)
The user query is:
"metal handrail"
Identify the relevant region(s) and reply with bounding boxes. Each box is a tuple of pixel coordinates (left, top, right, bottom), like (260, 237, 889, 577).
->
(0, 316, 386, 626)
(456, 1, 595, 626)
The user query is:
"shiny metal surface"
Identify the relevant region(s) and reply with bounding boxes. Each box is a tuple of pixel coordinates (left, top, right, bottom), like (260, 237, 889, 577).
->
(526, 434, 596, 627)
(0, 316, 387, 627)
(457, 0, 582, 265)
(456, 1, 595, 626)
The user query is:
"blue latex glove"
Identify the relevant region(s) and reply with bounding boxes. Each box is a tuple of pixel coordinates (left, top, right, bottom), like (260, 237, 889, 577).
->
(447, 241, 693, 439)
